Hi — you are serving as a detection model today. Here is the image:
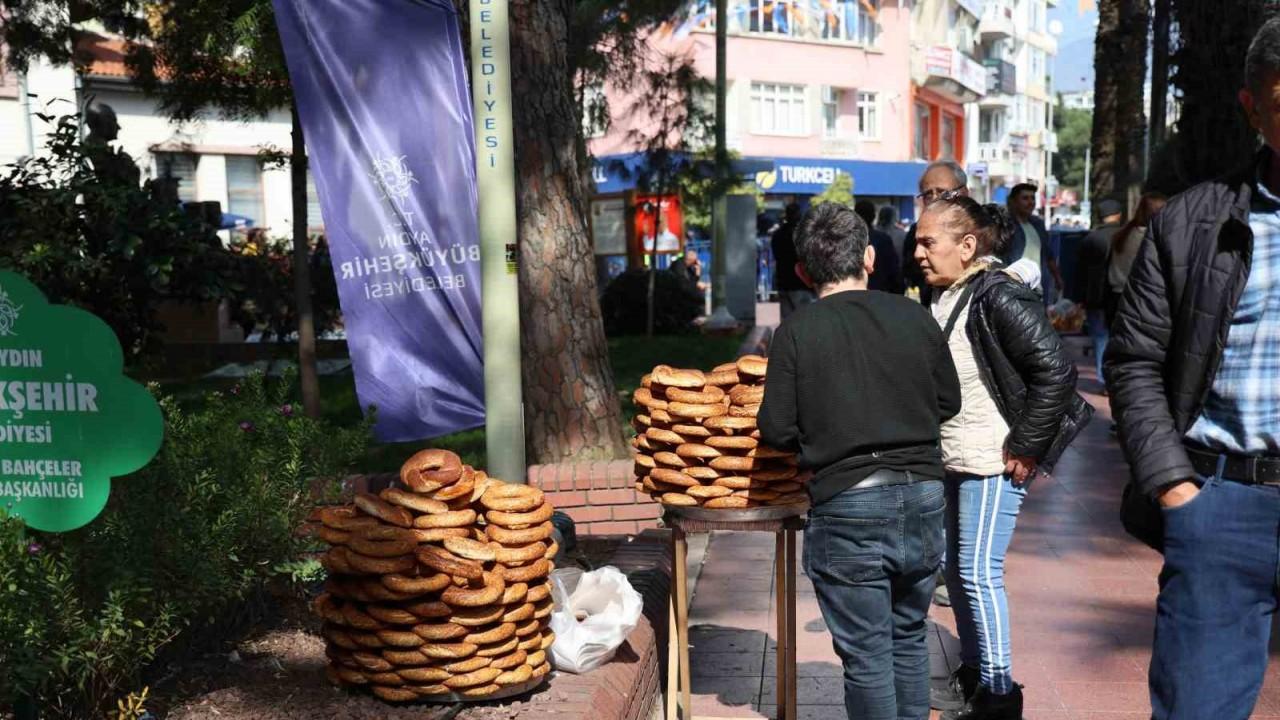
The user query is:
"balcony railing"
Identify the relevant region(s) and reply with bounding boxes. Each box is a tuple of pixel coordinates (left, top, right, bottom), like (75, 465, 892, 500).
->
(682, 0, 881, 47)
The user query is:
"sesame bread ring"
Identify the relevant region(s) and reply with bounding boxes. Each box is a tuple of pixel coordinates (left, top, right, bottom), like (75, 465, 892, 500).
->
(459, 684, 502, 697)
(325, 577, 367, 601)
(705, 435, 757, 450)
(495, 663, 533, 686)
(347, 552, 416, 576)
(382, 572, 452, 596)
(749, 444, 790, 458)
(705, 495, 754, 509)
(449, 605, 505, 627)
(649, 408, 674, 424)
(735, 488, 781, 502)
(444, 666, 503, 689)
(684, 465, 722, 480)
(503, 558, 552, 583)
(705, 370, 740, 387)
(514, 617, 542, 638)
(672, 423, 713, 438)
(492, 541, 547, 565)
(491, 650, 528, 670)
(411, 527, 471, 543)
(502, 582, 529, 605)
(667, 386, 725, 404)
(320, 506, 382, 532)
(349, 537, 417, 558)
(645, 427, 685, 445)
(355, 525, 419, 543)
(378, 629, 427, 648)
(380, 487, 448, 515)
(366, 605, 420, 626)
(729, 403, 761, 418)
(413, 621, 469, 641)
(661, 492, 699, 506)
(366, 670, 406, 686)
(736, 354, 768, 378)
(633, 387, 667, 410)
(465, 622, 517, 645)
(544, 540, 560, 559)
(335, 666, 369, 685)
(503, 602, 535, 624)
(540, 631, 556, 650)
(442, 570, 507, 607)
(530, 661, 552, 680)
(360, 580, 417, 603)
(712, 475, 768, 490)
(729, 384, 766, 405)
(470, 471, 493, 503)
(704, 415, 757, 432)
(517, 633, 543, 652)
(419, 642, 479, 660)
(323, 646, 358, 669)
(432, 467, 477, 502)
(668, 401, 728, 420)
(527, 583, 552, 604)
(633, 434, 656, 451)
(400, 449, 464, 492)
(480, 483, 545, 512)
(444, 537, 498, 562)
(752, 466, 799, 482)
(352, 632, 386, 649)
(317, 526, 351, 546)
(325, 625, 361, 651)
(314, 594, 347, 625)
(709, 455, 759, 472)
(642, 476, 683, 494)
(409, 683, 452, 697)
(416, 546, 483, 580)
(371, 685, 418, 702)
(526, 649, 547, 668)
(403, 599, 452, 619)
(412, 508, 476, 529)
(351, 651, 394, 672)
(442, 655, 493, 673)
(486, 520, 553, 545)
(641, 373, 653, 388)
(653, 451, 689, 468)
(478, 636, 521, 658)
(634, 455, 656, 474)
(383, 648, 431, 665)
(652, 365, 706, 388)
(397, 666, 452, 683)
(685, 484, 734, 499)
(353, 492, 414, 528)
(632, 414, 652, 430)
(650, 468, 699, 487)
(533, 598, 555, 619)
(325, 665, 346, 687)
(486, 502, 554, 529)
(676, 443, 722, 459)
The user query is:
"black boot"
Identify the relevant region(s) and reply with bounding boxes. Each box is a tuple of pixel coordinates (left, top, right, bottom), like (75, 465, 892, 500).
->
(941, 683, 1024, 720)
(930, 663, 979, 711)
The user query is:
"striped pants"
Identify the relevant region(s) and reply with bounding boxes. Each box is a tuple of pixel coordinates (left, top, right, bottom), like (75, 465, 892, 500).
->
(942, 472, 1027, 695)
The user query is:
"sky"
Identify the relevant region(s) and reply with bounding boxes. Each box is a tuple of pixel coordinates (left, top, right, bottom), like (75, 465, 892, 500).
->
(1049, 1, 1099, 92)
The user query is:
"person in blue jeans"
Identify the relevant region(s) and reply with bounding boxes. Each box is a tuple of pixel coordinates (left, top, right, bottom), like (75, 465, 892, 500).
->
(1076, 199, 1125, 387)
(760, 202, 962, 720)
(914, 196, 1089, 720)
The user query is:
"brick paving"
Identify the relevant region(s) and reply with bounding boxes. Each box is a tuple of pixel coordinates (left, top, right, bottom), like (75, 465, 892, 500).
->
(681, 367, 1280, 720)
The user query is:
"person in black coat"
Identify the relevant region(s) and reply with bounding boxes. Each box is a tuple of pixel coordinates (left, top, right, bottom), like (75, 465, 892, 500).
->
(856, 199, 905, 294)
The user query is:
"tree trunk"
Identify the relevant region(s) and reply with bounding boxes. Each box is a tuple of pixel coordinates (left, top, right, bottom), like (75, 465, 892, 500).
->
(1149, 0, 1171, 152)
(291, 103, 321, 419)
(509, 0, 628, 463)
(1089, 0, 1149, 220)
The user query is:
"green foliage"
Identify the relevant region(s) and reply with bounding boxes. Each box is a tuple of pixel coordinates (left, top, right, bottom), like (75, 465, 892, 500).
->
(0, 112, 232, 358)
(1053, 104, 1092, 194)
(810, 172, 855, 207)
(226, 232, 341, 341)
(599, 267, 704, 336)
(0, 370, 370, 718)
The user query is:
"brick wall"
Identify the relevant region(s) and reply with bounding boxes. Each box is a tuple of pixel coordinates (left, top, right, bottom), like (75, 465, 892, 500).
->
(526, 459, 662, 536)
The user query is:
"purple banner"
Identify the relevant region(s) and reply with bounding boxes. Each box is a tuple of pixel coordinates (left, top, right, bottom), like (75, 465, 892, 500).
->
(274, 0, 484, 441)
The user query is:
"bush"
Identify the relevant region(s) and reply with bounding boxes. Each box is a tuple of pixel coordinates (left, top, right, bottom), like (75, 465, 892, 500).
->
(0, 371, 371, 718)
(226, 230, 342, 341)
(599, 268, 703, 335)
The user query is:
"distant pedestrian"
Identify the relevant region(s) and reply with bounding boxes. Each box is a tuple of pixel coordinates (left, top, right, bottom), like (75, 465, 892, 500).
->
(1003, 183, 1064, 303)
(772, 202, 816, 318)
(1076, 198, 1125, 386)
(1105, 192, 1166, 326)
(903, 161, 970, 297)
(877, 205, 907, 254)
(856, 199, 905, 294)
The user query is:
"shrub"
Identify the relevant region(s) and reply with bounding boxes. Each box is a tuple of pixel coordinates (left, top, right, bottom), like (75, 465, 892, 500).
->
(226, 230, 342, 341)
(599, 268, 703, 335)
(0, 370, 370, 718)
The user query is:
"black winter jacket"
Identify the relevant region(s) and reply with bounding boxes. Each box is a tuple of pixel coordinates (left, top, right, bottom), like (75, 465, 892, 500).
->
(946, 268, 1092, 469)
(1104, 152, 1263, 498)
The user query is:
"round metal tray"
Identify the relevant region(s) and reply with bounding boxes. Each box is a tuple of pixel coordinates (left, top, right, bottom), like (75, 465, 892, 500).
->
(662, 502, 809, 523)
(414, 674, 550, 703)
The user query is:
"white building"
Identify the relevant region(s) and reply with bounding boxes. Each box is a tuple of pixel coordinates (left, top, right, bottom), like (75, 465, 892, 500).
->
(0, 33, 321, 239)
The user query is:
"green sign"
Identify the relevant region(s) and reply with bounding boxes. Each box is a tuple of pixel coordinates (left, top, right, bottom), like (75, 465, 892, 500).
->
(0, 271, 163, 532)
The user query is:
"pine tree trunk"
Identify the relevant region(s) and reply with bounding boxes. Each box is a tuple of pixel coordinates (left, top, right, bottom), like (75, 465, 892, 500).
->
(1089, 0, 1149, 220)
(291, 103, 321, 419)
(1149, 0, 1171, 151)
(509, 0, 627, 463)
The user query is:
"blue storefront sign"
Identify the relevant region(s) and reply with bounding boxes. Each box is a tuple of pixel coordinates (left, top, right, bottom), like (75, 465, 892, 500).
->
(593, 154, 927, 199)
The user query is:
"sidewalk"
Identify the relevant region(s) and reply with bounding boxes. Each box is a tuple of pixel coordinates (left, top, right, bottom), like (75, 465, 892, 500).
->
(683, 372, 1280, 719)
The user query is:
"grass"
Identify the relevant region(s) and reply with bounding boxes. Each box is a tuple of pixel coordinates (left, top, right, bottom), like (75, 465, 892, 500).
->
(151, 331, 744, 473)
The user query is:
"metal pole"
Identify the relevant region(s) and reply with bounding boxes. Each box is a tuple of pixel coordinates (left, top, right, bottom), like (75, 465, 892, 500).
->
(705, 0, 738, 330)
(469, 0, 526, 484)
(1083, 144, 1092, 217)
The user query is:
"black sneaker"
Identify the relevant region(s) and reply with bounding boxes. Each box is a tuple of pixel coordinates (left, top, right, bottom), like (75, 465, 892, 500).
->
(931, 664, 979, 711)
(941, 683, 1024, 720)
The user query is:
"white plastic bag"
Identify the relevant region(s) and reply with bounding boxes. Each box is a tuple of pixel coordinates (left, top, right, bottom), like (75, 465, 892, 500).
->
(549, 566, 644, 674)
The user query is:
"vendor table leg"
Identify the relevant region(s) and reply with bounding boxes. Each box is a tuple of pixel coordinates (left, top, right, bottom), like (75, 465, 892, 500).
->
(774, 531, 789, 718)
(673, 528, 692, 720)
(667, 591, 678, 720)
(785, 529, 797, 720)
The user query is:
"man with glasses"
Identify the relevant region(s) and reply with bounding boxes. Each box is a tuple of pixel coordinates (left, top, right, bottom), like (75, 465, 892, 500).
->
(903, 161, 970, 296)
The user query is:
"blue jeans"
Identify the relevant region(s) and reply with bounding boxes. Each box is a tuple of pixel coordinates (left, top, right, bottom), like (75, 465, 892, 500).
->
(943, 472, 1027, 695)
(1151, 468, 1280, 720)
(1085, 308, 1108, 384)
(803, 478, 945, 720)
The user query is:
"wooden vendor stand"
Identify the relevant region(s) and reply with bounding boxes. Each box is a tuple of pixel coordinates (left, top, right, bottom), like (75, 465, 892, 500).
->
(664, 504, 807, 720)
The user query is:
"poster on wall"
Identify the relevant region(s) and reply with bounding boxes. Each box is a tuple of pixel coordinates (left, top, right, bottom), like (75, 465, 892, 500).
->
(634, 194, 684, 255)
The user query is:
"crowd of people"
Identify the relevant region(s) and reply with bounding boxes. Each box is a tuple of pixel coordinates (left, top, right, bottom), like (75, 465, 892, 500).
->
(759, 17, 1280, 720)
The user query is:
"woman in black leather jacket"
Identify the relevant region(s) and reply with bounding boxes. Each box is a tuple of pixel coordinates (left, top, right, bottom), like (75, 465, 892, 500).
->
(913, 196, 1090, 720)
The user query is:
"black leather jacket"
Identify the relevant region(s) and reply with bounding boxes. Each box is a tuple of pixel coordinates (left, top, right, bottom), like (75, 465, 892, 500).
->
(960, 268, 1092, 469)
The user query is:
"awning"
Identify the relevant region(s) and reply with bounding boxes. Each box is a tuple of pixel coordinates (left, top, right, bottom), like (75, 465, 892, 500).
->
(750, 157, 929, 196)
(592, 152, 773, 195)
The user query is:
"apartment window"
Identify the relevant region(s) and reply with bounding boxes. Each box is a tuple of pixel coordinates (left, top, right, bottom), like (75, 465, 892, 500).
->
(156, 153, 198, 202)
(226, 155, 263, 225)
(822, 87, 841, 139)
(1029, 0, 1045, 33)
(914, 103, 932, 160)
(941, 115, 958, 160)
(856, 91, 879, 140)
(844, 0, 879, 46)
(979, 108, 1004, 143)
(306, 174, 325, 232)
(1029, 48, 1045, 86)
(581, 83, 608, 139)
(751, 82, 807, 136)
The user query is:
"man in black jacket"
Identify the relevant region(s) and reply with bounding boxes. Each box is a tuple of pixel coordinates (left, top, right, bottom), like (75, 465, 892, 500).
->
(760, 202, 960, 720)
(772, 203, 815, 318)
(1076, 198, 1124, 387)
(1105, 18, 1280, 720)
(856, 199, 906, 294)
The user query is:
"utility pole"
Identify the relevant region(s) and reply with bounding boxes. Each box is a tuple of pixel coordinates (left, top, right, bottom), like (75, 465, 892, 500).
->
(704, 0, 737, 331)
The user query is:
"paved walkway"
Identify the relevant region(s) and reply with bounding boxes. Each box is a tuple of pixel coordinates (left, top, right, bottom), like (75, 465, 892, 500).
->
(684, 367, 1280, 719)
